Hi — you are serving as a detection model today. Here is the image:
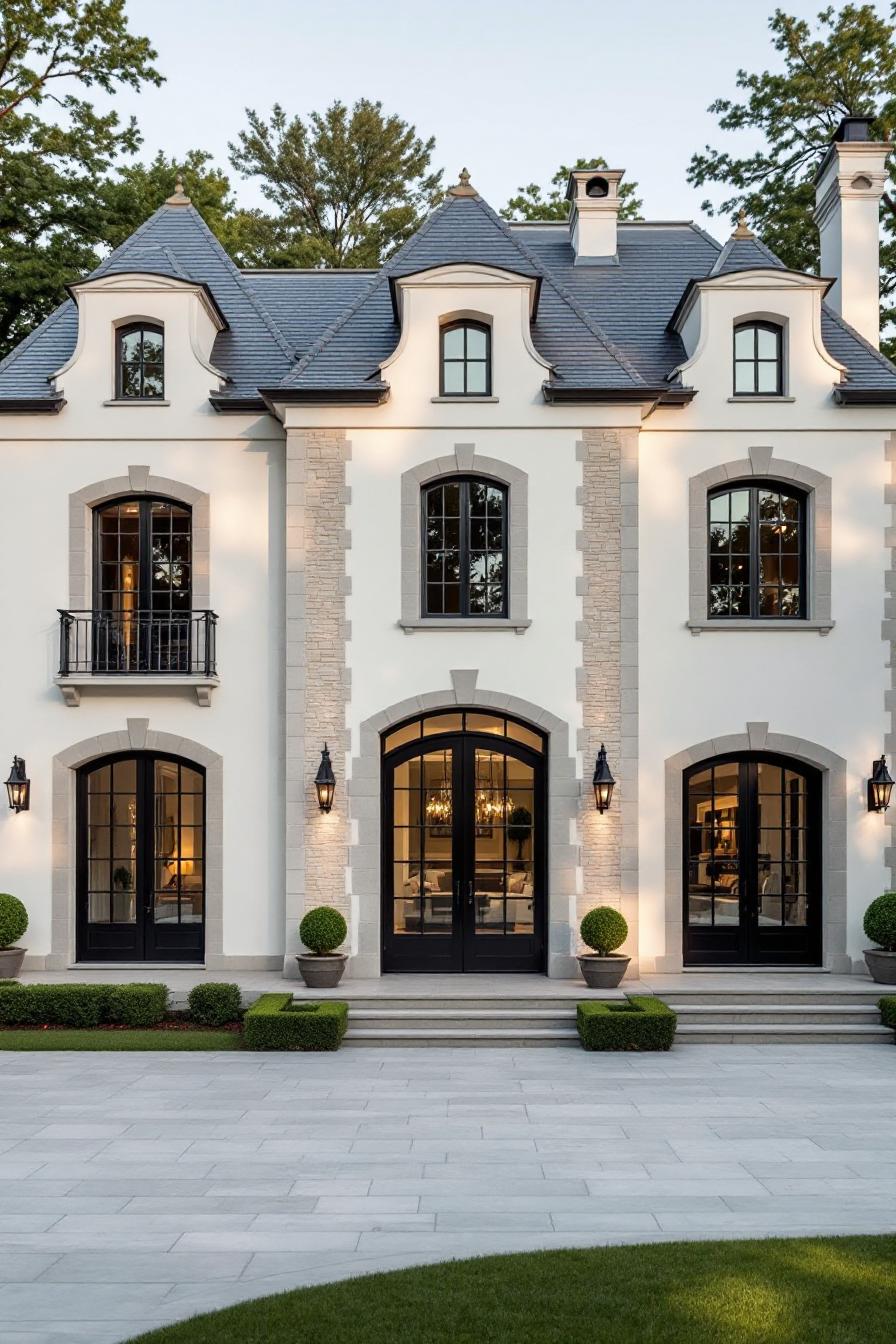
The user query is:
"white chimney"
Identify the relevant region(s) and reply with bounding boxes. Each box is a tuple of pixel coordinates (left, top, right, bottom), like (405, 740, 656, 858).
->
(814, 116, 890, 347)
(567, 168, 625, 264)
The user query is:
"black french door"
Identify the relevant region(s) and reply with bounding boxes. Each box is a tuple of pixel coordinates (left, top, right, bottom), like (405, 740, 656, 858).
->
(684, 753, 822, 965)
(76, 753, 205, 962)
(382, 712, 547, 972)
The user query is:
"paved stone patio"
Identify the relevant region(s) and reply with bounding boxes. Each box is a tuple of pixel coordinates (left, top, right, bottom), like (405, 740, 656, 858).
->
(1, 1044, 895, 1344)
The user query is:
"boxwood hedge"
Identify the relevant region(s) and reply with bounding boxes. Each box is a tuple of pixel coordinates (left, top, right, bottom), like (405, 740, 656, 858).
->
(0, 982, 168, 1029)
(244, 993, 348, 1051)
(577, 995, 677, 1051)
(879, 996, 896, 1030)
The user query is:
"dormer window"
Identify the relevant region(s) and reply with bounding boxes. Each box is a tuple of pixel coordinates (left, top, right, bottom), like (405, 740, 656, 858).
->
(733, 321, 782, 396)
(440, 320, 491, 396)
(116, 323, 164, 400)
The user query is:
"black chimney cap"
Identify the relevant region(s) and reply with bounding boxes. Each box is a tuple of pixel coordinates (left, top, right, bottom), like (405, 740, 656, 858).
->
(834, 115, 876, 143)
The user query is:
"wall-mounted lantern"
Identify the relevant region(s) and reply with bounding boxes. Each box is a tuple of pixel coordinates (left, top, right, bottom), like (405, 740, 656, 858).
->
(314, 744, 336, 813)
(868, 755, 894, 813)
(5, 757, 30, 813)
(592, 744, 615, 813)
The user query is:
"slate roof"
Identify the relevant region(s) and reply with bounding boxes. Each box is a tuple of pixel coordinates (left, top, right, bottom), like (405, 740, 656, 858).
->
(2, 183, 896, 409)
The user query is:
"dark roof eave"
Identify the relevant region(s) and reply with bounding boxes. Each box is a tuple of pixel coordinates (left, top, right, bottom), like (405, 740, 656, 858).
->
(208, 394, 269, 413)
(0, 395, 66, 414)
(541, 383, 694, 406)
(260, 385, 390, 410)
(832, 385, 896, 405)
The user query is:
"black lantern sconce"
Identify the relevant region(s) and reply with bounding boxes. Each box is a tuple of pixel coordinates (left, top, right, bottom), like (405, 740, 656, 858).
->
(592, 744, 615, 813)
(5, 757, 30, 813)
(868, 755, 894, 814)
(314, 744, 336, 813)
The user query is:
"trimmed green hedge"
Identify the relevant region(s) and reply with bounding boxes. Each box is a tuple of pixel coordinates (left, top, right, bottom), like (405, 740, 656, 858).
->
(577, 995, 677, 1051)
(188, 982, 242, 1026)
(0, 982, 167, 1028)
(879, 996, 896, 1030)
(243, 993, 348, 1051)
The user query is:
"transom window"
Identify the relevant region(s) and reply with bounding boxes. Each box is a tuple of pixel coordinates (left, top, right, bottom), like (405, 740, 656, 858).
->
(708, 483, 805, 619)
(116, 323, 164, 399)
(422, 476, 507, 617)
(733, 321, 782, 396)
(440, 320, 491, 396)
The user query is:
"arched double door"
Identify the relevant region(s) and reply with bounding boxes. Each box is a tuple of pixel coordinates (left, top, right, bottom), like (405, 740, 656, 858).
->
(684, 752, 822, 965)
(76, 752, 205, 962)
(382, 711, 547, 972)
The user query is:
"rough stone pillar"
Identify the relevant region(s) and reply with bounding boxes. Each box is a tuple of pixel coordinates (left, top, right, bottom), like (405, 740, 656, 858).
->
(577, 428, 639, 976)
(283, 428, 351, 977)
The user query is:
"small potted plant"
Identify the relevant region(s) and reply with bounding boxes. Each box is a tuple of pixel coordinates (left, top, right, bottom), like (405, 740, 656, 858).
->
(863, 892, 896, 984)
(0, 893, 28, 979)
(578, 906, 630, 989)
(296, 906, 348, 988)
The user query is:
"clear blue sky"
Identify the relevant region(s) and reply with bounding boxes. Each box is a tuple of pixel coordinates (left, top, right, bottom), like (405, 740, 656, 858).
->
(113, 0, 875, 235)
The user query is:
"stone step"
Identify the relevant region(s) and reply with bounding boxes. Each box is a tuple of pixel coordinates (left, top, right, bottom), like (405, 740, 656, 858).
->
(676, 1023, 892, 1044)
(658, 989, 882, 1006)
(345, 1027, 580, 1047)
(674, 1003, 883, 1025)
(293, 996, 617, 1013)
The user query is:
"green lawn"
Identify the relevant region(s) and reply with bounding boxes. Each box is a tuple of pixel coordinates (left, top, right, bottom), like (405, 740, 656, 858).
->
(126, 1236, 896, 1343)
(0, 1028, 242, 1050)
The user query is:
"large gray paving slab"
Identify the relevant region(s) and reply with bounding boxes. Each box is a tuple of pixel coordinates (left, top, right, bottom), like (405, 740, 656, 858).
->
(1, 1044, 895, 1342)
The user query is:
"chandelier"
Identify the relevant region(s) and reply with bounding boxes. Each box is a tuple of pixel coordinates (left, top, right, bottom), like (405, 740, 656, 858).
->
(474, 753, 512, 825)
(425, 753, 453, 824)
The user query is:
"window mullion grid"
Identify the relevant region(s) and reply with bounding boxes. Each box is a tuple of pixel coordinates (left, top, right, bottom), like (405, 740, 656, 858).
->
(460, 481, 471, 617)
(749, 486, 759, 618)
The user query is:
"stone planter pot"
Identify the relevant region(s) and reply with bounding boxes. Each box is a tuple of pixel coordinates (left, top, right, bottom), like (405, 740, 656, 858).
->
(578, 953, 630, 990)
(864, 948, 896, 984)
(0, 947, 26, 979)
(296, 953, 347, 989)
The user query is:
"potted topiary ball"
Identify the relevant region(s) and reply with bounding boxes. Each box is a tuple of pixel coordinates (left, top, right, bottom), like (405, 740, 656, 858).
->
(297, 906, 348, 988)
(863, 892, 896, 983)
(0, 893, 28, 979)
(578, 906, 630, 989)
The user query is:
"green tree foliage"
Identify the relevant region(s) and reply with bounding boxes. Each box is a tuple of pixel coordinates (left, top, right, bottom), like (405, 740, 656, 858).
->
(687, 4, 896, 353)
(228, 99, 443, 268)
(0, 1, 162, 357)
(501, 158, 643, 222)
(102, 150, 236, 251)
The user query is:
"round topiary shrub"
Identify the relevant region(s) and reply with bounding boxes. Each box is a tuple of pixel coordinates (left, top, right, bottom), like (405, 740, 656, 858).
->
(188, 982, 243, 1026)
(0, 894, 28, 950)
(580, 906, 628, 957)
(863, 892, 896, 951)
(300, 906, 347, 955)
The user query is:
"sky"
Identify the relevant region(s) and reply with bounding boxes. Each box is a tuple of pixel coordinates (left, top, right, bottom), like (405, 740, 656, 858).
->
(104, 0, 880, 237)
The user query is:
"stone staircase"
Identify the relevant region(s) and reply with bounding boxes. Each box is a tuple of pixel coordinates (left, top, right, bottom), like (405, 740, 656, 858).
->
(659, 984, 891, 1045)
(341, 995, 582, 1047)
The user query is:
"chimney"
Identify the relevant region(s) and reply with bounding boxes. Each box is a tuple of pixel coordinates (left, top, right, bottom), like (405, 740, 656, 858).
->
(814, 116, 890, 347)
(566, 168, 625, 264)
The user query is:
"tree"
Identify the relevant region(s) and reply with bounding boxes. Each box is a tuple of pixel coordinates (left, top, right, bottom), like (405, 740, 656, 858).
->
(687, 4, 896, 352)
(102, 150, 238, 251)
(228, 99, 443, 268)
(501, 158, 643, 222)
(0, 2, 162, 358)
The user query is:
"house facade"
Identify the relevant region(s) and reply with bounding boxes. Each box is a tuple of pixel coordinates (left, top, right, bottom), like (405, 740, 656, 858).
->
(1, 118, 894, 979)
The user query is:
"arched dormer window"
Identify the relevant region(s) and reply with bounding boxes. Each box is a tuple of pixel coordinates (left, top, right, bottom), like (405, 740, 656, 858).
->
(440, 320, 491, 396)
(116, 323, 164, 400)
(422, 476, 507, 617)
(733, 321, 783, 396)
(708, 481, 806, 619)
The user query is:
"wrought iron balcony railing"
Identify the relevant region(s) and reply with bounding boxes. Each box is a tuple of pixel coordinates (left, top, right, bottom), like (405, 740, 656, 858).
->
(58, 609, 217, 677)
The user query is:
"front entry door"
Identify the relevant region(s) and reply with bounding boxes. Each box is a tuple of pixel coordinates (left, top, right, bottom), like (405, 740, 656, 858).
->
(77, 753, 205, 962)
(684, 753, 822, 965)
(382, 712, 546, 972)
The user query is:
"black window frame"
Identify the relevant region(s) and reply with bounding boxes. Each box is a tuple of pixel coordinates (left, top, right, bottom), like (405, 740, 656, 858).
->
(439, 320, 492, 397)
(707, 479, 807, 621)
(421, 475, 508, 619)
(92, 494, 192, 617)
(733, 320, 783, 397)
(116, 322, 165, 400)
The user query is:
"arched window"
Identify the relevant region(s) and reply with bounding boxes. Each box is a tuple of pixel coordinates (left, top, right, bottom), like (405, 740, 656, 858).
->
(733, 321, 782, 396)
(422, 476, 507, 617)
(708, 482, 806, 619)
(116, 323, 164, 399)
(440, 320, 491, 396)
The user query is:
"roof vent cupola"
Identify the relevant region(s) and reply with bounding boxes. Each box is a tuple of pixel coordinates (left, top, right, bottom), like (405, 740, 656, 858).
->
(566, 167, 625, 264)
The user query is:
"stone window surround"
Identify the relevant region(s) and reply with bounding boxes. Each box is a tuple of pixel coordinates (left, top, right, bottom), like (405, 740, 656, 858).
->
(44, 720, 232, 971)
(656, 722, 849, 975)
(347, 672, 581, 979)
(687, 446, 833, 634)
(399, 445, 530, 632)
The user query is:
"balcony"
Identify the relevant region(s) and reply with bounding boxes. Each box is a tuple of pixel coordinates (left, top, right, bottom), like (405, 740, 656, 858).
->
(55, 609, 218, 707)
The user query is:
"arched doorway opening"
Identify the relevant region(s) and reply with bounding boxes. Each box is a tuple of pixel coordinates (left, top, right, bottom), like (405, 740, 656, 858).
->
(381, 709, 547, 972)
(684, 752, 822, 965)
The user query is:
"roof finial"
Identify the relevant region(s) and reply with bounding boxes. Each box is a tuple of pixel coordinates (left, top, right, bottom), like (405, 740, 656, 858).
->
(166, 172, 191, 206)
(732, 208, 754, 240)
(447, 167, 477, 198)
